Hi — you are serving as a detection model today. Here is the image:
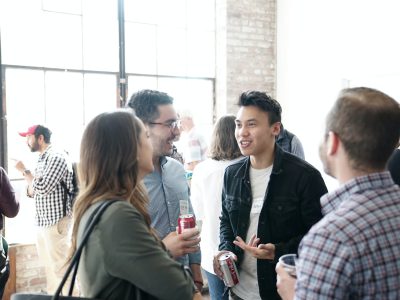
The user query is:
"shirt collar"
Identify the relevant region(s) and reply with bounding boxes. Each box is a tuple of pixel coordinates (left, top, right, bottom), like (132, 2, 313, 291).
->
(38, 144, 52, 160)
(321, 171, 394, 215)
(159, 156, 168, 168)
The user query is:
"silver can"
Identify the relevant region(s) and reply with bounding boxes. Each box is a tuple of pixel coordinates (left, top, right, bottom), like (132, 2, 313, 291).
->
(218, 253, 240, 287)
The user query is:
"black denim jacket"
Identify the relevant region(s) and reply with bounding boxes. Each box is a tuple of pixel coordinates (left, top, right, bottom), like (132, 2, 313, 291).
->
(219, 145, 328, 299)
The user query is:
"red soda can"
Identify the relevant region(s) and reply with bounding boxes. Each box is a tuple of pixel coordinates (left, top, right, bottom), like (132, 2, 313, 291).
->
(219, 253, 240, 287)
(177, 214, 196, 234)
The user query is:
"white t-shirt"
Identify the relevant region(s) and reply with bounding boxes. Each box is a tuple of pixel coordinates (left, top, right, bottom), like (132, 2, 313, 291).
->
(233, 165, 273, 300)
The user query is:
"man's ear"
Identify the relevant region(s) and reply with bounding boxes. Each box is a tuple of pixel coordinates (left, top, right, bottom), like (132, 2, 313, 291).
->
(327, 131, 340, 155)
(272, 122, 281, 136)
(37, 134, 45, 145)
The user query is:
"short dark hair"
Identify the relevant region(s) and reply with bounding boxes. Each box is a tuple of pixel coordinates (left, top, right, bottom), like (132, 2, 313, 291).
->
(34, 125, 52, 143)
(326, 87, 400, 170)
(238, 91, 282, 125)
(126, 89, 174, 123)
(209, 115, 242, 161)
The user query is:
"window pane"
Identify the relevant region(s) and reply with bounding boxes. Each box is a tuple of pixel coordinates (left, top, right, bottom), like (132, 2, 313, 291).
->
(42, 12, 83, 69)
(125, 23, 157, 74)
(156, 0, 186, 27)
(82, 18, 119, 71)
(124, 0, 158, 24)
(187, 0, 216, 31)
(127, 76, 158, 98)
(5, 68, 46, 179)
(84, 73, 118, 123)
(187, 30, 215, 77)
(157, 27, 187, 76)
(44, 71, 84, 159)
(158, 77, 214, 139)
(42, 0, 82, 14)
(0, 1, 44, 66)
(5, 180, 36, 244)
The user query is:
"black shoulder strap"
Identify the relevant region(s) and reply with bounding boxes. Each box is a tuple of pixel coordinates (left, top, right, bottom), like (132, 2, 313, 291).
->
(52, 200, 119, 300)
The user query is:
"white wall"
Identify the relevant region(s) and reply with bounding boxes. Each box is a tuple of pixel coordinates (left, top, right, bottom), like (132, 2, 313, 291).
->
(276, 0, 400, 191)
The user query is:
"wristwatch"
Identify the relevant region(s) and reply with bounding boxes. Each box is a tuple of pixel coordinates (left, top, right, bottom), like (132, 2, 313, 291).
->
(22, 169, 31, 176)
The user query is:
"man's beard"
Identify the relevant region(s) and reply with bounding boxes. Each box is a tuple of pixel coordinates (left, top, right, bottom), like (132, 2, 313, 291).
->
(29, 140, 40, 152)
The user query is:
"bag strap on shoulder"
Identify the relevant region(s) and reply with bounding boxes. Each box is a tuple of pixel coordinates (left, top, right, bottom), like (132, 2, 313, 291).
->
(52, 200, 119, 300)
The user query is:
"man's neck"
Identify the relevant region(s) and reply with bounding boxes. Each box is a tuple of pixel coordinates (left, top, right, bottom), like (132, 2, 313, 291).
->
(335, 157, 385, 184)
(153, 156, 162, 173)
(250, 147, 275, 169)
(39, 143, 50, 155)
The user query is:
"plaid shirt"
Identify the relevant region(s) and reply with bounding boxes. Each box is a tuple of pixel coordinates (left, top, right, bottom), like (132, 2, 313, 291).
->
(296, 172, 400, 299)
(32, 145, 74, 227)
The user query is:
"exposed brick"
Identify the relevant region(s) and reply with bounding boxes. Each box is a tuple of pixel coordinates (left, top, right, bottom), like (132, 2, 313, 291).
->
(216, 0, 276, 116)
(14, 244, 47, 293)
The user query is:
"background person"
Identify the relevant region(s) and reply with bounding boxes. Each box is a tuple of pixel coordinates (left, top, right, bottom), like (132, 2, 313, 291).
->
(276, 87, 400, 300)
(388, 147, 400, 185)
(0, 167, 20, 297)
(69, 109, 201, 299)
(190, 115, 243, 300)
(179, 110, 208, 172)
(276, 124, 305, 160)
(14, 124, 74, 294)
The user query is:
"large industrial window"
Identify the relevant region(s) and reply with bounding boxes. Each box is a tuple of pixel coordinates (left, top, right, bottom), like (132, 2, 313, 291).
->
(0, 0, 215, 243)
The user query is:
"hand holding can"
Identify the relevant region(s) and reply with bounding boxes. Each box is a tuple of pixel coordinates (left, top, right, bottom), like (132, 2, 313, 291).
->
(213, 251, 239, 287)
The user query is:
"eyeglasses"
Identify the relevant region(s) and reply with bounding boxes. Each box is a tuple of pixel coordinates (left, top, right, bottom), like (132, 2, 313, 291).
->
(148, 120, 180, 130)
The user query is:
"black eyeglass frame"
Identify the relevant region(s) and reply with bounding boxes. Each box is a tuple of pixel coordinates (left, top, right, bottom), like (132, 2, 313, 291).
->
(148, 120, 180, 130)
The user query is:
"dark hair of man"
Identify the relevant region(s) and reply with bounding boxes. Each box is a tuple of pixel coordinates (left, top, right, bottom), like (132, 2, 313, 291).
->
(238, 90, 282, 125)
(326, 87, 400, 171)
(209, 115, 242, 161)
(34, 125, 52, 143)
(126, 89, 174, 123)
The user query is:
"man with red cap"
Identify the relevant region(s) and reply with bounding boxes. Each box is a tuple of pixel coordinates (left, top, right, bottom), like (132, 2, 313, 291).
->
(15, 124, 74, 294)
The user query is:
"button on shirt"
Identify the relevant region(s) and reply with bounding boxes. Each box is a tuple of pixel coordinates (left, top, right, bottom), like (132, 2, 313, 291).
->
(295, 172, 400, 299)
(143, 156, 201, 266)
(33, 145, 74, 227)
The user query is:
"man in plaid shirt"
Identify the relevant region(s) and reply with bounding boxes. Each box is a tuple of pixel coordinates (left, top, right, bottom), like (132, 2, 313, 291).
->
(276, 87, 400, 299)
(15, 125, 74, 294)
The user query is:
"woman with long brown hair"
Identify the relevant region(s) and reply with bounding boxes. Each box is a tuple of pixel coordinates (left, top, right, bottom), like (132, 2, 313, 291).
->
(69, 109, 199, 299)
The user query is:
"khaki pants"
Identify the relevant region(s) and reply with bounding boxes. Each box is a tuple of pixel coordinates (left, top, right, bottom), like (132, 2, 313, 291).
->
(36, 216, 72, 295)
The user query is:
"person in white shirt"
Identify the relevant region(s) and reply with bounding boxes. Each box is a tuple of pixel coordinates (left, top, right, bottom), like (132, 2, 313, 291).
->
(179, 110, 208, 171)
(191, 115, 243, 300)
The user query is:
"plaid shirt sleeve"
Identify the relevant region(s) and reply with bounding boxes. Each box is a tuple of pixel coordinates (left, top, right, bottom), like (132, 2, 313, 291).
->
(295, 228, 353, 300)
(32, 154, 68, 195)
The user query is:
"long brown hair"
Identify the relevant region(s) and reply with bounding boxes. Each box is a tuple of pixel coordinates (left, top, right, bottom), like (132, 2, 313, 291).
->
(68, 109, 156, 261)
(209, 115, 242, 161)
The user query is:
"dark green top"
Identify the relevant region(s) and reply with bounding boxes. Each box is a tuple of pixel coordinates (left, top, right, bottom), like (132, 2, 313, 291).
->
(77, 200, 195, 300)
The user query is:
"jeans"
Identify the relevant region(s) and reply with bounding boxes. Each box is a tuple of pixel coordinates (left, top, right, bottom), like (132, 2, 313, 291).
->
(205, 270, 228, 300)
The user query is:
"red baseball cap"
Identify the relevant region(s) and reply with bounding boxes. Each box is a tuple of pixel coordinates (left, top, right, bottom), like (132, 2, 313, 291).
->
(19, 125, 39, 137)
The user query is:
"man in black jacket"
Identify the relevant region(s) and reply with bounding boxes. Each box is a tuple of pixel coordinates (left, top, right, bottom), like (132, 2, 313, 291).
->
(213, 91, 327, 300)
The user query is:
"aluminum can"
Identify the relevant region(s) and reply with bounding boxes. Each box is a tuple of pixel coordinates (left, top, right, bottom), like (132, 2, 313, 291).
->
(219, 253, 240, 287)
(177, 214, 196, 234)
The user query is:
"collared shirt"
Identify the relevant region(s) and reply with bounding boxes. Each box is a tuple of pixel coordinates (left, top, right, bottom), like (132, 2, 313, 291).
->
(296, 172, 400, 299)
(32, 145, 74, 227)
(143, 156, 201, 266)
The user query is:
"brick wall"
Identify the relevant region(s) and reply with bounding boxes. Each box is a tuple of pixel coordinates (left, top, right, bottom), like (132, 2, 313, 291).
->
(216, 0, 277, 116)
(14, 244, 46, 293)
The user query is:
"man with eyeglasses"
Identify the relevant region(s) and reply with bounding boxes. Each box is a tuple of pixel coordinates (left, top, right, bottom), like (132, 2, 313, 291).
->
(127, 89, 204, 292)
